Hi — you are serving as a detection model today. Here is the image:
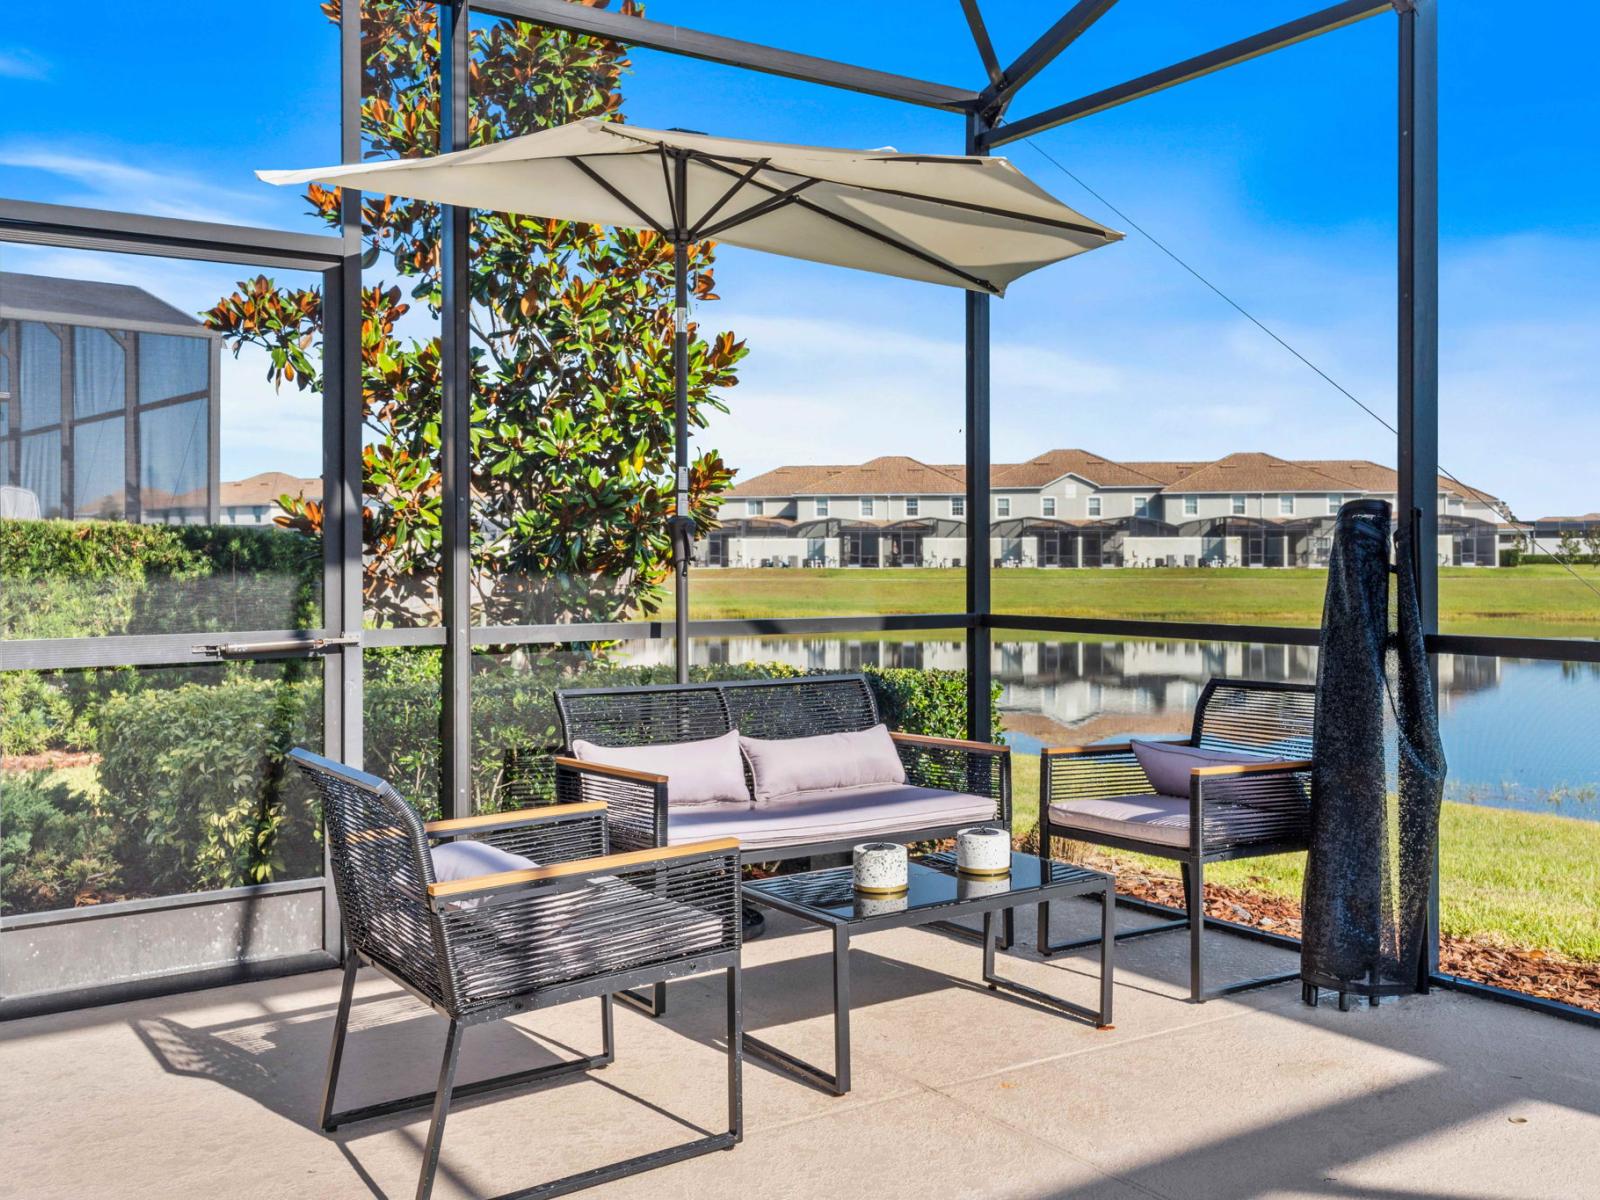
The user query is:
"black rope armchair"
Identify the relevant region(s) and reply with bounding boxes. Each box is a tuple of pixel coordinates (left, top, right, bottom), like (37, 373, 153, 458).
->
(1038, 679, 1315, 1003)
(290, 748, 742, 1200)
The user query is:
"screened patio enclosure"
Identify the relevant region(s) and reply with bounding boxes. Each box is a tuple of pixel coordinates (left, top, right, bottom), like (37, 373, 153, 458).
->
(1, 0, 1596, 1034)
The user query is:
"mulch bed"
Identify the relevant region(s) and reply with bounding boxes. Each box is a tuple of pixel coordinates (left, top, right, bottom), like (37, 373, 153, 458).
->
(1052, 846, 1600, 1015)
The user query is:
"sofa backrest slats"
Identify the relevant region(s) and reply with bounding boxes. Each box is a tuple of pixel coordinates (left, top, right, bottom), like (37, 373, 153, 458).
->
(720, 676, 880, 741)
(556, 683, 731, 749)
(554, 674, 881, 751)
(1191, 678, 1316, 759)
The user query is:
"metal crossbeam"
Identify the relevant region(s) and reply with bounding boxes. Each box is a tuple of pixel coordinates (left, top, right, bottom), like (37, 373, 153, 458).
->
(480, 0, 980, 112)
(986, 0, 1391, 146)
(980, 0, 1120, 116)
(959, 0, 1004, 85)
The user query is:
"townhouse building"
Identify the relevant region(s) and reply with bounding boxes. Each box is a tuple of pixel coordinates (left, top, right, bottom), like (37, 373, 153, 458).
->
(704, 449, 1510, 569)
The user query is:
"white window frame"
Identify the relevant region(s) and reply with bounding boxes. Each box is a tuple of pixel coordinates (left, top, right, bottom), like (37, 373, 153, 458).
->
(905, 496, 920, 517)
(951, 495, 965, 517)
(748, 499, 764, 516)
(860, 496, 875, 517)
(1087, 495, 1102, 517)
(1135, 496, 1151, 518)
(1041, 496, 1056, 517)
(1279, 494, 1295, 516)
(815, 496, 830, 517)
(1327, 493, 1341, 515)
(1231, 495, 1246, 515)
(1183, 495, 1198, 516)
(995, 496, 1011, 518)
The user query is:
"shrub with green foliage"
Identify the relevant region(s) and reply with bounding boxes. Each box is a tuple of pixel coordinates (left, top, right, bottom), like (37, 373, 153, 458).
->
(0, 771, 119, 911)
(94, 668, 324, 896)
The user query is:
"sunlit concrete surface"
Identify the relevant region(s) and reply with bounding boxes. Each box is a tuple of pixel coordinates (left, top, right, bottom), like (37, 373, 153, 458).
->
(3, 900, 1596, 1200)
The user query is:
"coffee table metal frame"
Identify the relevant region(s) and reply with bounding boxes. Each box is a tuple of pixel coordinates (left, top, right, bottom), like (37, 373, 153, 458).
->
(742, 851, 1114, 1095)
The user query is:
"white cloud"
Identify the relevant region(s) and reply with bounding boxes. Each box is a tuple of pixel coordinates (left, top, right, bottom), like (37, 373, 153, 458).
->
(0, 50, 49, 81)
(0, 145, 274, 225)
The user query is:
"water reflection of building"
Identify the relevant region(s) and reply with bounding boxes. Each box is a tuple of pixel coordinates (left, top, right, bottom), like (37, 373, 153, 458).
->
(634, 637, 1502, 735)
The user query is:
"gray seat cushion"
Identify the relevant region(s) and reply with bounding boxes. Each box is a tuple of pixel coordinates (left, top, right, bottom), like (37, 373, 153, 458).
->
(1048, 793, 1192, 849)
(668, 783, 997, 852)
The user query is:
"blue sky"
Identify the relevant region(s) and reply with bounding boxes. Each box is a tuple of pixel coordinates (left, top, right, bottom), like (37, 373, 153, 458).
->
(1, 2, 1595, 518)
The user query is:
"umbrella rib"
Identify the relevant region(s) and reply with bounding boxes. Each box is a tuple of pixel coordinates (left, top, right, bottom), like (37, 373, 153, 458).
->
(696, 178, 820, 241)
(700, 153, 1112, 239)
(570, 156, 669, 237)
(695, 156, 1000, 294)
(687, 157, 772, 240)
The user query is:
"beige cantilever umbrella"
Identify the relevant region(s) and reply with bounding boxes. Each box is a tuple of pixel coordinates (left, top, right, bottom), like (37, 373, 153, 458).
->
(260, 118, 1122, 673)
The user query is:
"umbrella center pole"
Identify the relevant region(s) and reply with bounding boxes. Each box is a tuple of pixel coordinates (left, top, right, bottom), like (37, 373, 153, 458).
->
(670, 145, 692, 680)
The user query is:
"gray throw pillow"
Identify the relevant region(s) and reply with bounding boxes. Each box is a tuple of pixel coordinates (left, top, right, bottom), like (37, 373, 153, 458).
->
(572, 728, 750, 808)
(1131, 739, 1281, 796)
(739, 723, 907, 804)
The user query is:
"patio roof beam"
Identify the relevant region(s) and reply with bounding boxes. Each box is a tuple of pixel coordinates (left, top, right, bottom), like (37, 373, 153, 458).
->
(984, 0, 1392, 147)
(958, 0, 1004, 86)
(978, 0, 1120, 119)
(479, 0, 981, 112)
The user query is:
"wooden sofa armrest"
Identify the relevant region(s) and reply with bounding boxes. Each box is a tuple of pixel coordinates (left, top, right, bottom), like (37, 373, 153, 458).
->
(424, 801, 605, 837)
(427, 837, 740, 902)
(890, 731, 1009, 756)
(550, 756, 667, 786)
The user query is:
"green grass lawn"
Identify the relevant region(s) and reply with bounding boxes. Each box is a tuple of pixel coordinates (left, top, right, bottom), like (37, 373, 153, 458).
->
(664, 565, 1600, 639)
(1009, 752, 1600, 962)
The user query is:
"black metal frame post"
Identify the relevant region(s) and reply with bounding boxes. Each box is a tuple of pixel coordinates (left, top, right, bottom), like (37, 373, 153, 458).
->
(672, 154, 692, 684)
(1397, 0, 1441, 987)
(965, 112, 994, 744)
(439, 0, 474, 821)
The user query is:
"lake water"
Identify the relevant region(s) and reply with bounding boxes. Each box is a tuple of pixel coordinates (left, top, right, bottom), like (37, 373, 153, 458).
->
(629, 636, 1600, 821)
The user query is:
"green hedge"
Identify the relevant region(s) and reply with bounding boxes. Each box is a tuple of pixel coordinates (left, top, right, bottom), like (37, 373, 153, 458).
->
(2, 649, 1001, 913)
(0, 518, 320, 641)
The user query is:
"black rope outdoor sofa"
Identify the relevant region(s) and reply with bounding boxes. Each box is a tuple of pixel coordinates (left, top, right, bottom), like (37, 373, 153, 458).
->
(537, 673, 1013, 1014)
(1038, 678, 1316, 1003)
(291, 748, 743, 1200)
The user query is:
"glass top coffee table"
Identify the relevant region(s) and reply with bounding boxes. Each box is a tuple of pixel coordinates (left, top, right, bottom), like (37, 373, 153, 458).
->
(743, 851, 1114, 1095)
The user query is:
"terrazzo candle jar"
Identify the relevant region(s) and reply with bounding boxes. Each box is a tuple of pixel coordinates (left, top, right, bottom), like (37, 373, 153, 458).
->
(956, 825, 1011, 877)
(853, 842, 908, 895)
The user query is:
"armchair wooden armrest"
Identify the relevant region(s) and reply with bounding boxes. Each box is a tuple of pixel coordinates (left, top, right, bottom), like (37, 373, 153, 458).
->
(427, 837, 741, 903)
(424, 801, 605, 838)
(1042, 737, 1188, 758)
(1191, 758, 1314, 779)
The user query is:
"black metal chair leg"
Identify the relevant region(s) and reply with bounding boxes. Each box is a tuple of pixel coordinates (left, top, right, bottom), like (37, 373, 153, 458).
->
(1184, 860, 1205, 1003)
(725, 964, 743, 1144)
(319, 955, 359, 1132)
(414, 1020, 464, 1200)
(600, 994, 615, 1063)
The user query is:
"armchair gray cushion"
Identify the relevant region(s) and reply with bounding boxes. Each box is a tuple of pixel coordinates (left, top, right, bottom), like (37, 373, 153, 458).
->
(1048, 793, 1192, 849)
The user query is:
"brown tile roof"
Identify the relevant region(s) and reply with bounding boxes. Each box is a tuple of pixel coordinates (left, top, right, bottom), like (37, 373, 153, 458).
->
(729, 452, 1499, 506)
(219, 472, 322, 507)
(1159, 453, 1358, 494)
(992, 448, 1167, 489)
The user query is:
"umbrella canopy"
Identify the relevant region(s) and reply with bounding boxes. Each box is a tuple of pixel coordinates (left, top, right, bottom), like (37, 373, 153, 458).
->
(260, 119, 1120, 680)
(258, 118, 1120, 295)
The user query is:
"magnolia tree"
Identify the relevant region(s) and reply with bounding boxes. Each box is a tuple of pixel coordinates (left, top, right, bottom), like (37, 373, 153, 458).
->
(205, 0, 744, 625)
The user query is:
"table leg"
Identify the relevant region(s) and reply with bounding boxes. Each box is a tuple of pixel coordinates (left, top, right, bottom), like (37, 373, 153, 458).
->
(832, 925, 851, 1095)
(981, 891, 1115, 1029)
(1099, 879, 1116, 1028)
(742, 922, 853, 1097)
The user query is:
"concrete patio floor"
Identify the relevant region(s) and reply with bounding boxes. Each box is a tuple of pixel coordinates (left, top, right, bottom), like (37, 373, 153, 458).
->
(3, 898, 1596, 1200)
